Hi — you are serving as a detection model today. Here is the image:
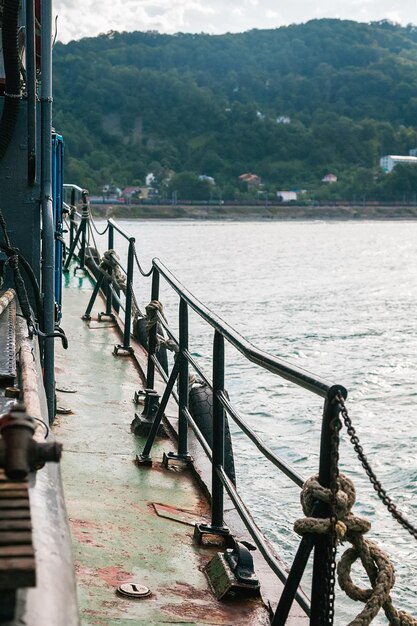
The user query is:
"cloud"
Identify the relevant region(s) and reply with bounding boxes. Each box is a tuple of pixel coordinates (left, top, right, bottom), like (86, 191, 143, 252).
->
(54, 0, 417, 44)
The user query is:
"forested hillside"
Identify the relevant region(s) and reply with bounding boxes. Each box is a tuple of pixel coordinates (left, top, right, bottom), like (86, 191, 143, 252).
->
(53, 19, 417, 200)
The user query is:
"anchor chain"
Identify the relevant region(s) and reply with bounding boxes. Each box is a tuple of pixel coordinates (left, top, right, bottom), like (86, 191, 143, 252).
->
(336, 393, 417, 541)
(325, 412, 343, 625)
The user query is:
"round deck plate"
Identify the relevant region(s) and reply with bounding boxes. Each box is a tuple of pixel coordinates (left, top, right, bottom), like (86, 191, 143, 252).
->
(117, 583, 151, 599)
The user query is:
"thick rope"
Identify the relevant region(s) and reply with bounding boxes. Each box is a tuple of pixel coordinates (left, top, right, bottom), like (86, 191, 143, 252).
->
(294, 474, 417, 626)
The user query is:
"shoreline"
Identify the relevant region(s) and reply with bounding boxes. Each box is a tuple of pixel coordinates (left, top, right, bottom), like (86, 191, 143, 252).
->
(90, 203, 417, 221)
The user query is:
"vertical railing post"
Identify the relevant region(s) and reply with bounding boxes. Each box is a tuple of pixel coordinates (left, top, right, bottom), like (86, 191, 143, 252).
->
(211, 330, 226, 529)
(78, 192, 89, 271)
(113, 237, 135, 355)
(178, 298, 189, 457)
(105, 222, 114, 316)
(69, 207, 75, 249)
(123, 238, 135, 349)
(145, 269, 159, 390)
(309, 392, 341, 624)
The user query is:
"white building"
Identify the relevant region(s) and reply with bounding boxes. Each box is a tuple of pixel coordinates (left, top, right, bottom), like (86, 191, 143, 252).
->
(380, 155, 417, 173)
(277, 190, 298, 202)
(322, 173, 337, 184)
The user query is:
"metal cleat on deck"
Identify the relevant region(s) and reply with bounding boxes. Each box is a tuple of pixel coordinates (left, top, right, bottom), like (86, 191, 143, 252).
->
(204, 539, 261, 600)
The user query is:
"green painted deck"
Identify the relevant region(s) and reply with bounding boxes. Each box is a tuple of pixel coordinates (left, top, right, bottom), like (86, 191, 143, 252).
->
(54, 271, 270, 626)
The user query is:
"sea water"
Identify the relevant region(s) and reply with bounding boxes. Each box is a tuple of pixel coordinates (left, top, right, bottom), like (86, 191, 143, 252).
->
(103, 219, 417, 621)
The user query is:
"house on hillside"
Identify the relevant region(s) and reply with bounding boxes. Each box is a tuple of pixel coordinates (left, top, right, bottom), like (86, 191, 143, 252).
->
(322, 173, 337, 184)
(122, 186, 150, 203)
(239, 173, 261, 189)
(277, 191, 298, 202)
(380, 155, 417, 173)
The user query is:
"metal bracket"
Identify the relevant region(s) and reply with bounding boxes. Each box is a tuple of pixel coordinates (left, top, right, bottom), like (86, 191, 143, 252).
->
(113, 344, 134, 356)
(194, 522, 231, 547)
(225, 540, 259, 586)
(162, 451, 193, 468)
(98, 312, 115, 322)
(135, 453, 153, 467)
(204, 546, 260, 600)
(141, 389, 159, 419)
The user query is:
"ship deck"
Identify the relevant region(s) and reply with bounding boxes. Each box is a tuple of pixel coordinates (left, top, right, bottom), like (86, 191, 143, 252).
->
(54, 270, 273, 626)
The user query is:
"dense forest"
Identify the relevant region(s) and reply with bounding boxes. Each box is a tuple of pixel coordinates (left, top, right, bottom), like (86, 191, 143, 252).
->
(53, 19, 417, 201)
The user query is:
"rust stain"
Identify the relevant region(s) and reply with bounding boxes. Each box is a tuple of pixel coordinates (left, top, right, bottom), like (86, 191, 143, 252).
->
(70, 518, 105, 546)
(165, 581, 208, 601)
(161, 599, 259, 622)
(95, 565, 131, 587)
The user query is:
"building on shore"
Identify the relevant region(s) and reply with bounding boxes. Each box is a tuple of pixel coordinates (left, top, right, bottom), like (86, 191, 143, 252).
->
(380, 155, 417, 173)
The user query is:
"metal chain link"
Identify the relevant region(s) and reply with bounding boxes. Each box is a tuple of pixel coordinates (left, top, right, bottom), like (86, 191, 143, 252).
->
(337, 392, 417, 540)
(324, 411, 342, 625)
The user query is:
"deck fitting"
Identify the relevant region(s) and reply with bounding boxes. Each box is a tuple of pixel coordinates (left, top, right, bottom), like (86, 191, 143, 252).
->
(117, 583, 151, 599)
(113, 345, 134, 356)
(98, 312, 115, 322)
(194, 522, 231, 547)
(204, 551, 261, 600)
(162, 451, 193, 468)
(136, 454, 153, 467)
(131, 412, 166, 437)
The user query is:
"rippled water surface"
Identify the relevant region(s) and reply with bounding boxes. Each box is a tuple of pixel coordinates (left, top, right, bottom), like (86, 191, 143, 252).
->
(104, 219, 417, 621)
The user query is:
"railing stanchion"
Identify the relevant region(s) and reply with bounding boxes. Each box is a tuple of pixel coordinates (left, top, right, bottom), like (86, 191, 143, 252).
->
(309, 392, 341, 624)
(124, 238, 135, 348)
(78, 191, 89, 271)
(211, 330, 226, 529)
(178, 298, 189, 457)
(113, 236, 135, 355)
(146, 268, 159, 390)
(105, 222, 114, 316)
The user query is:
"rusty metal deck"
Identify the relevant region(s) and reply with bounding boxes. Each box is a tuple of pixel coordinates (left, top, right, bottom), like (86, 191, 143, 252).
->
(54, 271, 271, 626)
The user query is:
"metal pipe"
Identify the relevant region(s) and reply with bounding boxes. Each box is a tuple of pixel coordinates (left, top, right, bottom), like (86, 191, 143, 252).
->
(105, 223, 114, 315)
(107, 218, 133, 240)
(211, 331, 225, 528)
(122, 239, 135, 350)
(145, 270, 159, 389)
(26, 0, 37, 185)
(178, 298, 189, 457)
(40, 0, 55, 422)
(309, 395, 341, 623)
(141, 358, 180, 458)
(153, 259, 346, 399)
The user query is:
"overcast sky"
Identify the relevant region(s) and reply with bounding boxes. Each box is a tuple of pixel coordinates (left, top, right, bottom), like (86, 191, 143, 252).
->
(54, 0, 417, 44)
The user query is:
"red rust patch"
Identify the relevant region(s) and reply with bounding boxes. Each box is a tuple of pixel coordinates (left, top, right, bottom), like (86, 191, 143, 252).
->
(165, 581, 208, 601)
(95, 566, 131, 587)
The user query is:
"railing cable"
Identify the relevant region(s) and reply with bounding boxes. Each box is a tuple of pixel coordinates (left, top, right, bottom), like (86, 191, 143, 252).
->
(133, 242, 153, 277)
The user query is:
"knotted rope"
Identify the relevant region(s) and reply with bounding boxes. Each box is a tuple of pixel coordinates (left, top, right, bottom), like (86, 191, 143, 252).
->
(144, 299, 179, 353)
(102, 250, 126, 292)
(294, 474, 417, 626)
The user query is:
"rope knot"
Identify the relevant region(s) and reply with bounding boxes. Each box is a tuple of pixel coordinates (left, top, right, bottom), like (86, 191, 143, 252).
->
(294, 474, 370, 540)
(145, 300, 165, 333)
(294, 474, 417, 625)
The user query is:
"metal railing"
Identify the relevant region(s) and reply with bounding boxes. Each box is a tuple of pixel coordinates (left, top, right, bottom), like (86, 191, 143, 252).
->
(63, 195, 348, 624)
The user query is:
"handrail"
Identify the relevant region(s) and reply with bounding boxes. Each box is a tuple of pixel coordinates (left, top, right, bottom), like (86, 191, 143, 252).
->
(153, 258, 346, 400)
(63, 206, 348, 624)
(107, 218, 135, 242)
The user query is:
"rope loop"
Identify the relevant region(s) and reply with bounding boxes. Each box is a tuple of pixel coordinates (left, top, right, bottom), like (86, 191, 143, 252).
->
(145, 300, 166, 332)
(294, 474, 370, 540)
(101, 250, 126, 290)
(294, 473, 417, 625)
